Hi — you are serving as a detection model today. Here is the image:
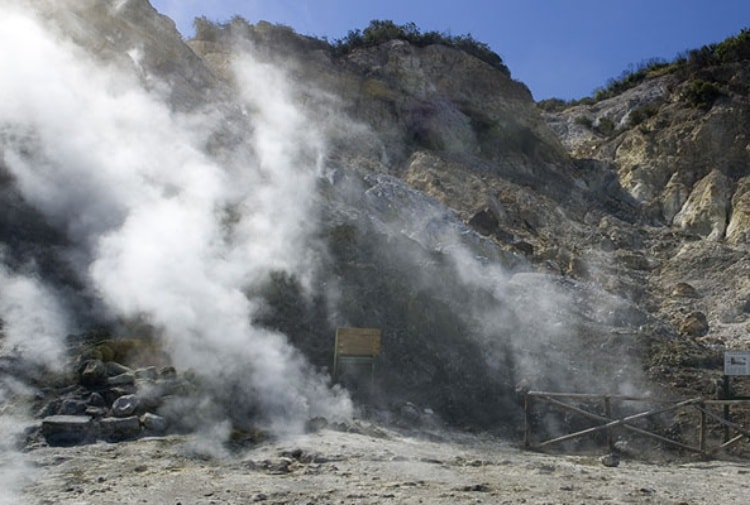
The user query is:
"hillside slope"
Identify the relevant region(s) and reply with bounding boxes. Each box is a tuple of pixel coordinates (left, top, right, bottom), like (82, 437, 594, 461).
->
(2, 0, 747, 446)
(543, 40, 750, 401)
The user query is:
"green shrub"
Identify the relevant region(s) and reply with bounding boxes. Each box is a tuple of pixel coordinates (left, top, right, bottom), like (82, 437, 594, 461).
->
(569, 26, 749, 104)
(715, 28, 750, 63)
(537, 98, 569, 112)
(193, 16, 221, 42)
(683, 79, 723, 109)
(684, 45, 718, 71)
(192, 17, 328, 52)
(592, 58, 672, 102)
(333, 20, 510, 76)
(539, 96, 596, 109)
(594, 116, 616, 137)
(628, 104, 660, 127)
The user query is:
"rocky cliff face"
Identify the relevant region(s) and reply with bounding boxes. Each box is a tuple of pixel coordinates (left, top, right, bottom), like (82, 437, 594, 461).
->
(188, 18, 750, 412)
(2, 0, 748, 443)
(544, 54, 750, 397)
(184, 19, 668, 415)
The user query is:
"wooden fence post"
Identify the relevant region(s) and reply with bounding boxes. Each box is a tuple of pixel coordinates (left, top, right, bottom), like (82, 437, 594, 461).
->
(604, 396, 614, 451)
(524, 393, 532, 448)
(722, 375, 731, 443)
(698, 402, 706, 453)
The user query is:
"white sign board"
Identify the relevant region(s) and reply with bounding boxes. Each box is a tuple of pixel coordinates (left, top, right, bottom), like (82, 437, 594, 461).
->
(724, 351, 750, 376)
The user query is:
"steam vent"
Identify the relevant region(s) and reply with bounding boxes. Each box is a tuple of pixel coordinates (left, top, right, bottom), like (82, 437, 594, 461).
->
(4, 1, 750, 503)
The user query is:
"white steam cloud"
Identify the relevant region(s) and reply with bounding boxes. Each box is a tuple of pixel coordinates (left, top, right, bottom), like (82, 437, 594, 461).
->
(0, 259, 69, 368)
(0, 377, 37, 505)
(0, 2, 351, 432)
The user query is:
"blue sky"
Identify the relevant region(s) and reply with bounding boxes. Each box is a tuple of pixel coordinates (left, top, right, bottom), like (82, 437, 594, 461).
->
(151, 1, 750, 101)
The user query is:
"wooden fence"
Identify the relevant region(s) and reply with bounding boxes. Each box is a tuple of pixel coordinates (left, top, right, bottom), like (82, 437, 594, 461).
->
(524, 391, 750, 456)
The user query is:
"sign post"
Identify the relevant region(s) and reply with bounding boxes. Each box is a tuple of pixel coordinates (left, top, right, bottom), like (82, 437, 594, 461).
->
(333, 328, 382, 387)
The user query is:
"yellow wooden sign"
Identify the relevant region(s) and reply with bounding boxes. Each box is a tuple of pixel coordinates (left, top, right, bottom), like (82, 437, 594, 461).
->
(333, 327, 382, 381)
(335, 327, 382, 356)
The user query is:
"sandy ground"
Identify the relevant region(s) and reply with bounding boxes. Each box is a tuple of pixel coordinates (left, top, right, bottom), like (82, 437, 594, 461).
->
(16, 426, 750, 505)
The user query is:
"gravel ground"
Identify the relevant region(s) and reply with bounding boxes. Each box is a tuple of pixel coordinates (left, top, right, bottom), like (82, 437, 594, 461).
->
(15, 425, 750, 505)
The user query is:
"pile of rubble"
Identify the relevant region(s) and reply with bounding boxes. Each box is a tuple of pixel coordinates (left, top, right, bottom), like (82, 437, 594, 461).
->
(34, 356, 191, 446)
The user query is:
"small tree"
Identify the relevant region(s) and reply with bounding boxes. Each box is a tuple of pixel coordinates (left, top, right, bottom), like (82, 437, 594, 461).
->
(715, 28, 750, 62)
(683, 79, 722, 109)
(193, 16, 220, 42)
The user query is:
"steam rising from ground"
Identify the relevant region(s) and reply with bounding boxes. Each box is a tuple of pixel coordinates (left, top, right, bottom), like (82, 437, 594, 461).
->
(0, 377, 37, 505)
(349, 173, 647, 414)
(0, 0, 650, 453)
(0, 2, 351, 432)
(0, 260, 69, 368)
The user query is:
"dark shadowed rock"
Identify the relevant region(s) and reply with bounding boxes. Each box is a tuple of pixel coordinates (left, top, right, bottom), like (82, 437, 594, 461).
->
(79, 360, 108, 388)
(100, 416, 141, 441)
(468, 209, 499, 236)
(112, 394, 139, 417)
(103, 385, 138, 406)
(105, 361, 133, 376)
(41, 415, 93, 446)
(88, 392, 106, 407)
(85, 406, 108, 418)
(140, 413, 168, 434)
(512, 241, 534, 256)
(58, 399, 88, 416)
(160, 366, 177, 379)
(680, 312, 709, 338)
(108, 372, 136, 386)
(37, 399, 62, 418)
(135, 366, 158, 381)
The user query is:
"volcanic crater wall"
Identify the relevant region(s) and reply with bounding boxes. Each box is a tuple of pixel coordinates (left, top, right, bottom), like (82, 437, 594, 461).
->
(0, 0, 672, 440)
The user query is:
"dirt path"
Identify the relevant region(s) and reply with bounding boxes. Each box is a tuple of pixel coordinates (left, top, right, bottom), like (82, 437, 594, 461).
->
(19, 427, 750, 504)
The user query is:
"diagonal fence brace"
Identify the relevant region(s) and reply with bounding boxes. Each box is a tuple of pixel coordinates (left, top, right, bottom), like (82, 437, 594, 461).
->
(534, 396, 702, 451)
